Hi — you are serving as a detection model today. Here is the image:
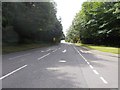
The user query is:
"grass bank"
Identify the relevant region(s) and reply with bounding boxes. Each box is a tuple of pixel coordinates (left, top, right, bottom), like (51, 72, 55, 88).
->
(2, 43, 54, 54)
(75, 43, 120, 54)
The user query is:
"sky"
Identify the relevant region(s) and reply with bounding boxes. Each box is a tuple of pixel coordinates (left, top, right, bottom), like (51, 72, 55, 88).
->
(54, 0, 87, 35)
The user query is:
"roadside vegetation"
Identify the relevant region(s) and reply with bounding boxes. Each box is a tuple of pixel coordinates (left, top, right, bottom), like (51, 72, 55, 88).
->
(66, 2, 120, 48)
(75, 43, 120, 54)
(3, 43, 55, 54)
(2, 2, 65, 54)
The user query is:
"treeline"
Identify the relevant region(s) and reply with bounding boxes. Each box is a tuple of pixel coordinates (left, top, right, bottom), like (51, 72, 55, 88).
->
(66, 2, 120, 47)
(2, 2, 64, 45)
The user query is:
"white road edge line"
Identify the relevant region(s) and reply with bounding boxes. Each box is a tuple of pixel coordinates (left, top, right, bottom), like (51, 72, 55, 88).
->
(0, 65, 27, 80)
(85, 59, 88, 62)
(74, 46, 108, 84)
(100, 77, 108, 84)
(93, 70, 99, 75)
(87, 61, 90, 65)
(9, 53, 31, 60)
(38, 53, 50, 60)
(73, 46, 88, 62)
(89, 65, 94, 69)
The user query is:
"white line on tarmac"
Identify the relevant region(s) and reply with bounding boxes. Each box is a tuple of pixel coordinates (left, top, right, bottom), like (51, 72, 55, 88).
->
(80, 50, 84, 53)
(52, 49, 57, 52)
(41, 51, 45, 52)
(46, 49, 51, 51)
(89, 65, 94, 69)
(41, 49, 51, 52)
(0, 65, 27, 80)
(80, 50, 91, 53)
(93, 70, 99, 75)
(73, 46, 108, 84)
(100, 77, 108, 84)
(38, 53, 50, 60)
(73, 47, 88, 62)
(84, 59, 88, 62)
(9, 53, 31, 60)
(62, 49, 66, 53)
(59, 60, 66, 63)
(87, 61, 90, 65)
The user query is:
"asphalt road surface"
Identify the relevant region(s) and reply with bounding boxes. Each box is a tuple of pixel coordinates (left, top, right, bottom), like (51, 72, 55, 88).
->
(1, 42, 118, 88)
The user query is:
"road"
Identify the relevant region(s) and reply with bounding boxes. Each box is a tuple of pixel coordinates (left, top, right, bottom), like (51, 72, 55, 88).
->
(1, 42, 118, 88)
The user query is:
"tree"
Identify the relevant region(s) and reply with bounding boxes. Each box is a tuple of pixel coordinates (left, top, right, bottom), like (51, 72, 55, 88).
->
(66, 2, 120, 47)
(2, 2, 63, 44)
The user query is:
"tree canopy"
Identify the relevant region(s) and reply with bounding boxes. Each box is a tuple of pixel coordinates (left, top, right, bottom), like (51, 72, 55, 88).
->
(2, 2, 64, 44)
(66, 2, 120, 47)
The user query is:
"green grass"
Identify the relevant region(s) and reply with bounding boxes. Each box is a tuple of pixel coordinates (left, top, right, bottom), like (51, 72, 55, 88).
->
(2, 43, 54, 54)
(75, 43, 120, 54)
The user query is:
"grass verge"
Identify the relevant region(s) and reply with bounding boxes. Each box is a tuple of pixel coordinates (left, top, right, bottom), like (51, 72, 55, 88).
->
(75, 43, 120, 54)
(2, 43, 54, 54)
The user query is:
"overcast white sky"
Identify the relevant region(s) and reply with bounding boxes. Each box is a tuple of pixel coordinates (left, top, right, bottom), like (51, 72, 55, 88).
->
(54, 0, 87, 35)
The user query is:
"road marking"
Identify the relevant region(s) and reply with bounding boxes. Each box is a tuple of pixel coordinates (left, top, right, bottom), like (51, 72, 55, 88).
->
(59, 60, 66, 63)
(46, 49, 51, 51)
(87, 61, 90, 65)
(80, 50, 84, 53)
(93, 70, 99, 75)
(62, 49, 66, 53)
(0, 65, 27, 80)
(89, 65, 94, 69)
(38, 53, 50, 60)
(41, 49, 51, 52)
(74, 46, 108, 84)
(52, 49, 57, 52)
(74, 47, 88, 62)
(84, 59, 88, 62)
(80, 50, 91, 53)
(41, 51, 45, 52)
(100, 77, 108, 84)
(46, 67, 60, 71)
(9, 53, 31, 60)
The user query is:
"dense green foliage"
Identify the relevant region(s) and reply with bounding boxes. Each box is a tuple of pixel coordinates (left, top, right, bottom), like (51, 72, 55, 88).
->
(2, 2, 64, 44)
(66, 2, 120, 47)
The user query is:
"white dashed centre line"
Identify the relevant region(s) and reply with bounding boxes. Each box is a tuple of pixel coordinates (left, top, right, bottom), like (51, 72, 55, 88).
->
(38, 53, 50, 60)
(59, 60, 66, 63)
(62, 49, 66, 53)
(0, 65, 27, 80)
(41, 51, 45, 52)
(46, 49, 51, 51)
(52, 49, 57, 52)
